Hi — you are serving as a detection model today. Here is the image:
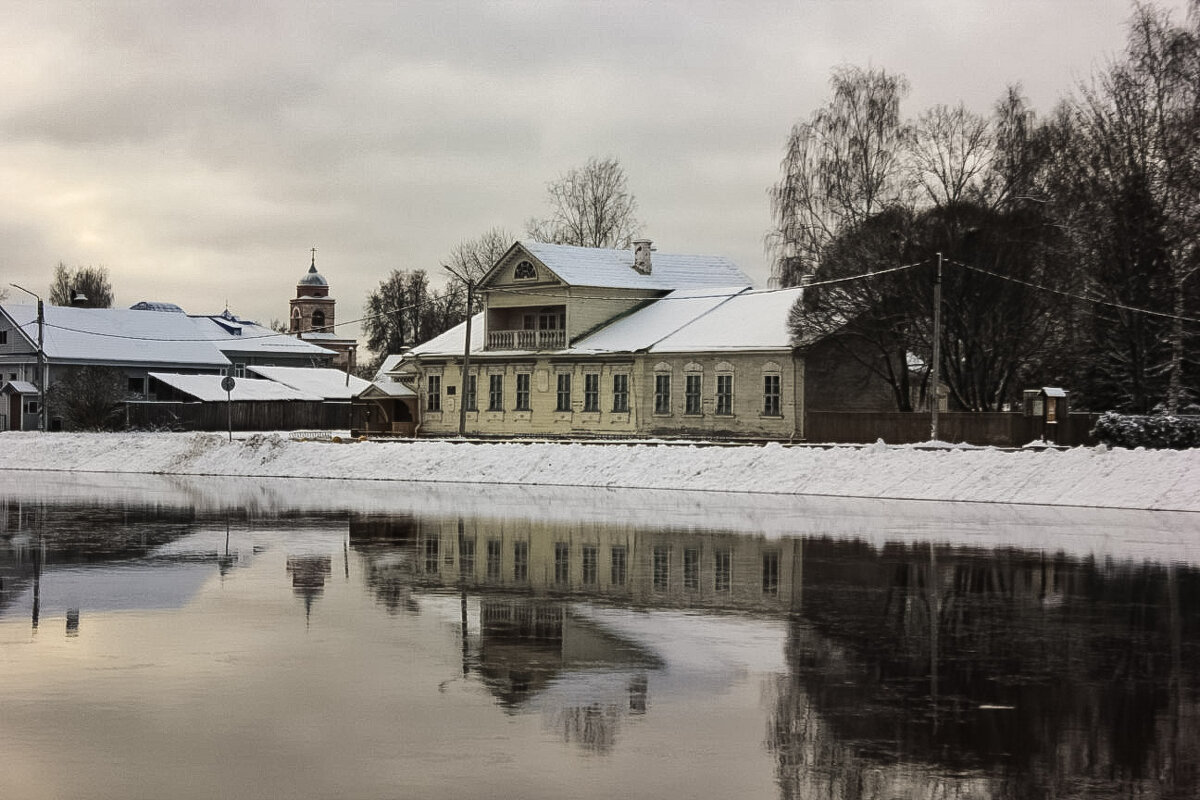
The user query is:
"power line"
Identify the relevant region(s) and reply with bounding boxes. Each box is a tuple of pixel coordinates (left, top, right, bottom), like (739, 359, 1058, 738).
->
(947, 259, 1200, 325)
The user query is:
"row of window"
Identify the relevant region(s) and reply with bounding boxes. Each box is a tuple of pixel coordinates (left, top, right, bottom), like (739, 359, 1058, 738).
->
(427, 372, 782, 416)
(428, 373, 630, 413)
(423, 538, 781, 595)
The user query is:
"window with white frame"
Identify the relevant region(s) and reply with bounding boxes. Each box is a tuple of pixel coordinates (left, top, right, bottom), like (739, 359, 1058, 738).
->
(427, 375, 441, 411)
(684, 548, 700, 590)
(654, 373, 671, 415)
(464, 373, 477, 411)
(685, 373, 702, 414)
(612, 374, 629, 413)
(556, 373, 571, 412)
(582, 545, 598, 585)
(716, 373, 733, 415)
(763, 373, 781, 416)
(652, 546, 669, 590)
(554, 542, 570, 585)
(583, 373, 599, 412)
(513, 540, 529, 582)
(611, 546, 627, 586)
(714, 549, 731, 592)
(515, 373, 530, 410)
(762, 550, 780, 595)
(488, 374, 504, 411)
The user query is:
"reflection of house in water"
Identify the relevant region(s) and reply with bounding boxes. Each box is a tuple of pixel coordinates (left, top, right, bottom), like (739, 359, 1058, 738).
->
(0, 499, 255, 633)
(350, 513, 801, 615)
(476, 597, 662, 753)
(349, 512, 798, 753)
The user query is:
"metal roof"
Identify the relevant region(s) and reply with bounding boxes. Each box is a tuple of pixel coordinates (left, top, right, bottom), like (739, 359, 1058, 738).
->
(498, 241, 752, 292)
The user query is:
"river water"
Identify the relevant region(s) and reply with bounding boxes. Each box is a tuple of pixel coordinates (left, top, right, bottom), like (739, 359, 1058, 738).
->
(1, 472, 1198, 800)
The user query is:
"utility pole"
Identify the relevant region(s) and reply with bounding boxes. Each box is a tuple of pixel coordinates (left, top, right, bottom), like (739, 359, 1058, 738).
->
(930, 253, 943, 442)
(10, 283, 47, 432)
(440, 263, 477, 438)
(458, 280, 474, 437)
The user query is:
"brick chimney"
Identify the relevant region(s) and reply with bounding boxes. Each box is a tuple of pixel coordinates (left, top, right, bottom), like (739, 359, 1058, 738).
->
(632, 239, 652, 274)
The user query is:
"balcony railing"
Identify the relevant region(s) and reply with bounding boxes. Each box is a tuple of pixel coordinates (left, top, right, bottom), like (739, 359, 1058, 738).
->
(487, 329, 567, 350)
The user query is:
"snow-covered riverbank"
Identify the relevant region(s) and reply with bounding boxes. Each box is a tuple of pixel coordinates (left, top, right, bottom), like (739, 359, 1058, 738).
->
(3, 431, 1198, 512)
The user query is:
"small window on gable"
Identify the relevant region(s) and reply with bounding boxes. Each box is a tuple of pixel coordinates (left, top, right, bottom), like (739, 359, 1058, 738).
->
(514, 260, 536, 280)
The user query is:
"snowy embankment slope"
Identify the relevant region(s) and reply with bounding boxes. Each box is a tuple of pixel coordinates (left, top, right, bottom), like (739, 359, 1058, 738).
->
(2, 432, 1198, 511)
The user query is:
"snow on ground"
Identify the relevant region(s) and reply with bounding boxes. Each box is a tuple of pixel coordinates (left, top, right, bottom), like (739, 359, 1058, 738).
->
(2, 431, 1199, 512)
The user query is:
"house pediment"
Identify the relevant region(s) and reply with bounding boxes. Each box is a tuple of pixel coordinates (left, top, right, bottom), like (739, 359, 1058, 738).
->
(480, 243, 565, 291)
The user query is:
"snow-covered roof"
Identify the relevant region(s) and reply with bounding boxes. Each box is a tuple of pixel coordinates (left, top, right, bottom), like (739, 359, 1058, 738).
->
(404, 287, 801, 361)
(1, 380, 38, 394)
(570, 287, 751, 353)
(149, 373, 323, 402)
(4, 304, 230, 367)
(247, 366, 370, 400)
(374, 353, 405, 381)
(360, 379, 416, 399)
(202, 317, 334, 357)
(650, 288, 803, 352)
(407, 312, 484, 358)
(505, 241, 752, 292)
(0, 304, 333, 366)
(1042, 387, 1068, 398)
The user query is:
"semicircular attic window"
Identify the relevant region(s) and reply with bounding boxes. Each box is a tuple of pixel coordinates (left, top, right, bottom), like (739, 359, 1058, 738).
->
(514, 260, 536, 280)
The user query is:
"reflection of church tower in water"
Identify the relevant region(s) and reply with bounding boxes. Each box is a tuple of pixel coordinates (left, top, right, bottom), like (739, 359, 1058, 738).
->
(287, 555, 333, 622)
(289, 250, 358, 373)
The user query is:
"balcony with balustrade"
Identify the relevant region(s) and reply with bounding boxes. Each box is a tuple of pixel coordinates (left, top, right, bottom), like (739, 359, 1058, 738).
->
(485, 305, 568, 351)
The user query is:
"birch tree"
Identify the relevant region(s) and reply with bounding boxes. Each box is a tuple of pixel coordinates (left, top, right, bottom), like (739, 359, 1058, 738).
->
(526, 157, 640, 249)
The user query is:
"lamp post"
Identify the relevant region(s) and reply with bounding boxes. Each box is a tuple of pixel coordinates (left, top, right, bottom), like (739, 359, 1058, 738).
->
(9, 283, 47, 432)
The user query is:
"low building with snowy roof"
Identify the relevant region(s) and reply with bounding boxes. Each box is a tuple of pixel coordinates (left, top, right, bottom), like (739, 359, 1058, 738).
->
(0, 300, 336, 431)
(378, 240, 808, 440)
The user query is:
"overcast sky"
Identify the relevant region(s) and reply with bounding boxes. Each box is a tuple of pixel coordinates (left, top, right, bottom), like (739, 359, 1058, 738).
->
(2, 0, 1189, 345)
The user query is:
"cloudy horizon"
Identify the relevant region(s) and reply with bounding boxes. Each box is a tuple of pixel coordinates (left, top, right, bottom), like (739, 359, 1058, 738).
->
(2, 0, 1189, 346)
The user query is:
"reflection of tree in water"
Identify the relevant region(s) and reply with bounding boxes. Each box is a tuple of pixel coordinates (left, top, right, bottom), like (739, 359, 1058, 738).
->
(552, 703, 622, 754)
(349, 515, 422, 615)
(770, 539, 1200, 799)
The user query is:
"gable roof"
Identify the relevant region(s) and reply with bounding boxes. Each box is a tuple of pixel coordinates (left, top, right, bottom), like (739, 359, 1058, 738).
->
(650, 287, 802, 352)
(0, 304, 333, 367)
(569, 287, 751, 353)
(1, 380, 38, 395)
(406, 312, 484, 359)
(149, 373, 323, 402)
(402, 288, 802, 360)
(247, 366, 370, 400)
(485, 241, 752, 292)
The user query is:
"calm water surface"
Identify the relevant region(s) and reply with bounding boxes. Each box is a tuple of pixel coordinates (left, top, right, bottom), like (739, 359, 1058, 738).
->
(0, 473, 1198, 800)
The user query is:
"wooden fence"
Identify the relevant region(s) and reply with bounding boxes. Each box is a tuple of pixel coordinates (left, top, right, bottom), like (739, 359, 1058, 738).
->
(805, 411, 1101, 447)
(124, 401, 353, 432)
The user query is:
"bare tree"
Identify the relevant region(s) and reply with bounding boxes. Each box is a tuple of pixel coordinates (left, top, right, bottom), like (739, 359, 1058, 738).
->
(769, 66, 912, 286)
(911, 103, 993, 208)
(526, 157, 640, 248)
(444, 227, 514, 285)
(46, 366, 128, 430)
(49, 263, 114, 307)
(1048, 2, 1200, 412)
(362, 269, 431, 367)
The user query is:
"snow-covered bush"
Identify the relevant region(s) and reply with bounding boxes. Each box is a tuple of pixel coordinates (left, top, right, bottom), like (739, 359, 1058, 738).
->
(1092, 412, 1200, 449)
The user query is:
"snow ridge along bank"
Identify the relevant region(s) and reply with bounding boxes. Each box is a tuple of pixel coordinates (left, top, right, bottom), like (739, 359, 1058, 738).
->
(3, 432, 1199, 512)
